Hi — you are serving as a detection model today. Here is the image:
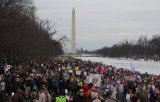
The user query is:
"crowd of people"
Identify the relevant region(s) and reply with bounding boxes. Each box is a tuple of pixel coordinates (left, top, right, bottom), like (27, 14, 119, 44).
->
(0, 57, 160, 102)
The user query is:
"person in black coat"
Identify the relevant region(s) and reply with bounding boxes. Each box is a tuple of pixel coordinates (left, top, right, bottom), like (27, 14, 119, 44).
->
(73, 89, 85, 102)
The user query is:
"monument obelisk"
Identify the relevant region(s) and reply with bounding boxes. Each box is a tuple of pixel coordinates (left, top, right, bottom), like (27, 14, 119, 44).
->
(71, 8, 76, 53)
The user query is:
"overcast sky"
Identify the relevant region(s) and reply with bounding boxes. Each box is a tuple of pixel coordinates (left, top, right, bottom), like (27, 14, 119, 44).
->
(34, 0, 160, 51)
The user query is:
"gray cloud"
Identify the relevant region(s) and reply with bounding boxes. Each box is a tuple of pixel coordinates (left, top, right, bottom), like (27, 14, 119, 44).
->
(34, 0, 160, 50)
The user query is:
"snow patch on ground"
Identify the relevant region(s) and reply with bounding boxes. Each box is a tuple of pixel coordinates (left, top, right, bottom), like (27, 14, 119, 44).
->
(75, 57, 160, 75)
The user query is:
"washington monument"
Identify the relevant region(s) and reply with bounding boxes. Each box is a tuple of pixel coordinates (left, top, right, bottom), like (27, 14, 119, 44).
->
(71, 8, 76, 53)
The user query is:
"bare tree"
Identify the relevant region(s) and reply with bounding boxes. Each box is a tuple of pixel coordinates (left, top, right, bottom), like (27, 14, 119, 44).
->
(0, 0, 64, 57)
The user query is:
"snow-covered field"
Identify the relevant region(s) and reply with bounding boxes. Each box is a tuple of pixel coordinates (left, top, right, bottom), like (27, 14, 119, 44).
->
(75, 57, 160, 75)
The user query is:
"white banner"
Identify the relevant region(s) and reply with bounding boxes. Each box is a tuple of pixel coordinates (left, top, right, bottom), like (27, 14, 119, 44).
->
(4, 65, 11, 71)
(124, 76, 136, 81)
(68, 70, 73, 73)
(88, 74, 101, 86)
(76, 71, 81, 75)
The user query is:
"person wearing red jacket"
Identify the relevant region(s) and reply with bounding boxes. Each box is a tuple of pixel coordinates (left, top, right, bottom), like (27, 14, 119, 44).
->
(83, 83, 94, 102)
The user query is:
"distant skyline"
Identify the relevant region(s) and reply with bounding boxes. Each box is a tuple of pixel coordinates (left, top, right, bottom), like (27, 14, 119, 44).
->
(34, 0, 160, 50)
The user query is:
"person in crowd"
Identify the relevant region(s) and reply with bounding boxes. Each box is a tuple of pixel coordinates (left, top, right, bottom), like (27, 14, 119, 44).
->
(73, 89, 85, 102)
(126, 89, 132, 102)
(30, 89, 38, 102)
(12, 85, 25, 102)
(92, 93, 101, 102)
(52, 76, 59, 95)
(0, 78, 6, 102)
(38, 86, 46, 102)
(84, 83, 94, 102)
(45, 90, 52, 102)
(123, 82, 128, 102)
(25, 75, 32, 96)
(149, 82, 156, 102)
(139, 89, 149, 102)
(0, 57, 160, 102)
(130, 93, 138, 102)
(116, 80, 124, 102)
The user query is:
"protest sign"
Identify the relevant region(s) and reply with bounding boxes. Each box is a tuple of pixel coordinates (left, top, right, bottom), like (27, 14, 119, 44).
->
(88, 74, 101, 86)
(137, 75, 142, 82)
(124, 76, 136, 81)
(84, 72, 87, 76)
(67, 63, 71, 69)
(74, 66, 79, 71)
(76, 71, 81, 75)
(68, 70, 73, 73)
(86, 76, 89, 83)
(4, 65, 11, 71)
(62, 66, 66, 70)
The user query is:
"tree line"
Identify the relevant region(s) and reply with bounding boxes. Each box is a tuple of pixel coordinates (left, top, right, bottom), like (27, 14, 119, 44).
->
(93, 35, 160, 60)
(0, 0, 64, 58)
